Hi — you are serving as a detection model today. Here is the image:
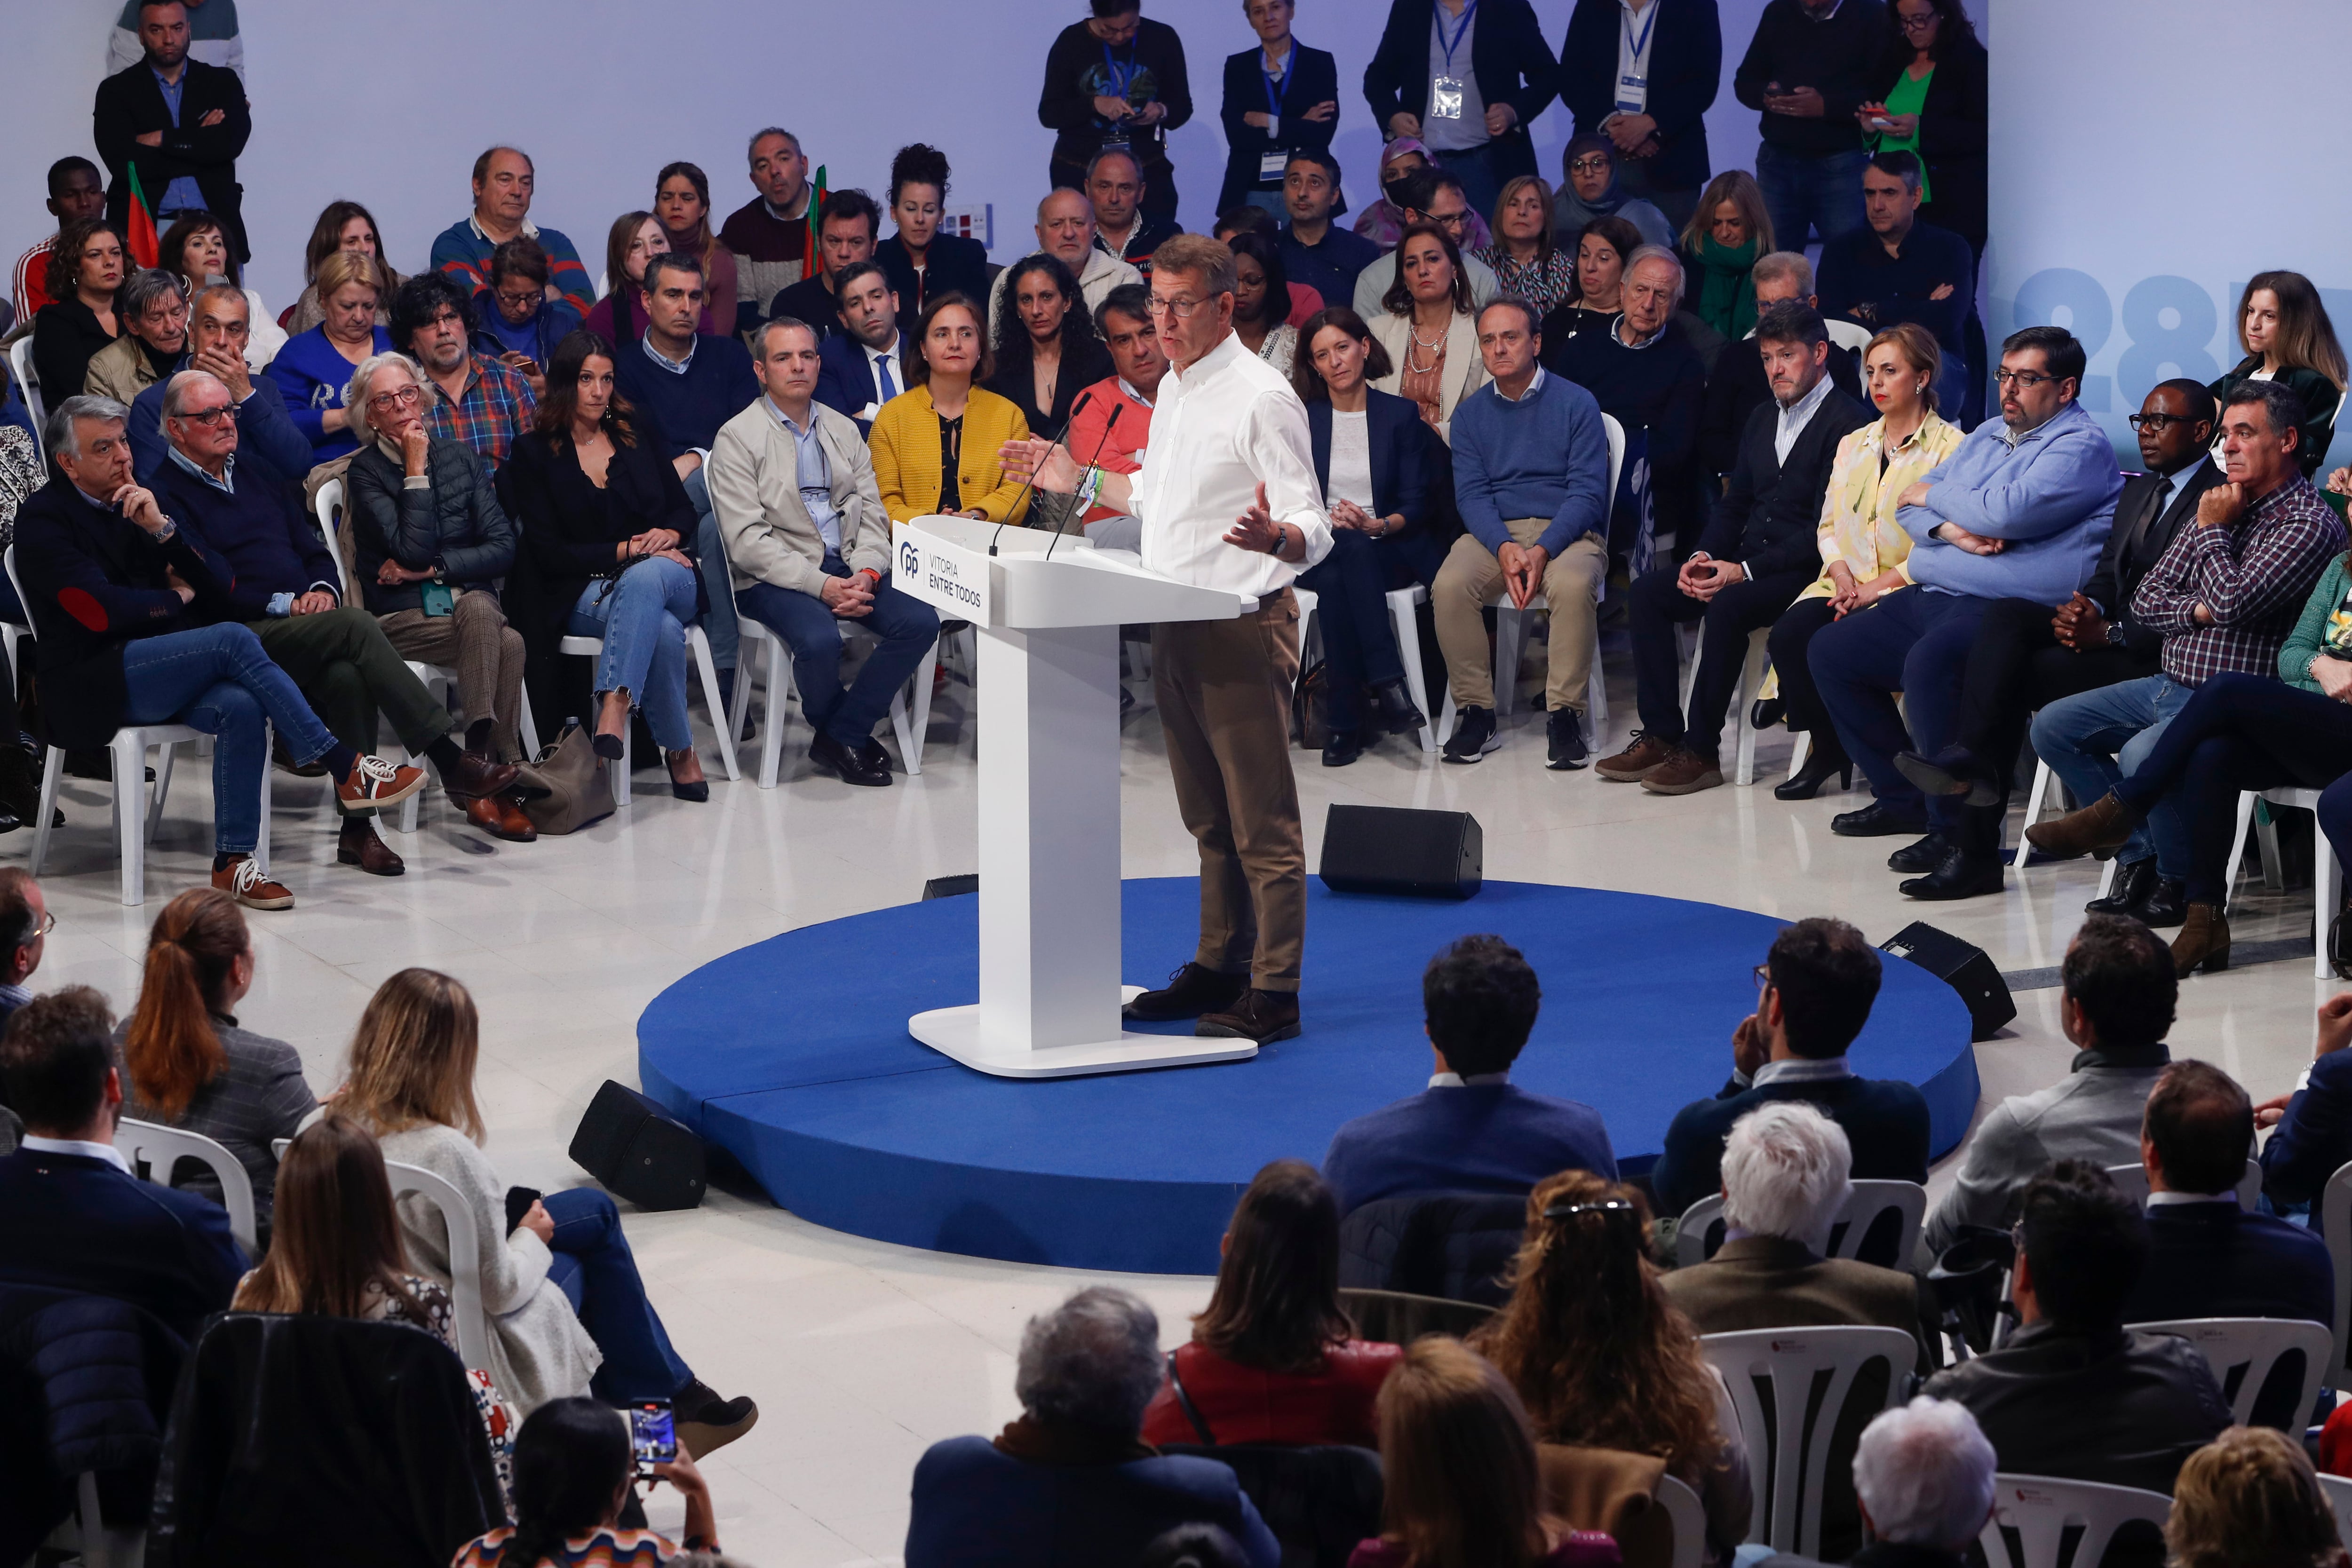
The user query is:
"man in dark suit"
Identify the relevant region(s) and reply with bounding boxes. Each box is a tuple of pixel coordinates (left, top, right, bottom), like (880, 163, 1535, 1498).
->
(2259, 993, 2352, 1212)
(0, 985, 246, 1342)
(1895, 380, 2222, 918)
(1362, 0, 1557, 223)
(93, 0, 253, 262)
(1696, 252, 1860, 479)
(812, 261, 904, 433)
(1556, 0, 1723, 233)
(1322, 935, 1615, 1216)
(1597, 301, 1867, 794)
(1651, 917, 1930, 1220)
(0, 870, 48, 1153)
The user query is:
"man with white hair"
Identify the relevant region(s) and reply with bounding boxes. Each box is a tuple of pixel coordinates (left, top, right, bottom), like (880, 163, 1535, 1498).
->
(989, 188, 1143, 334)
(1839, 1397, 1996, 1568)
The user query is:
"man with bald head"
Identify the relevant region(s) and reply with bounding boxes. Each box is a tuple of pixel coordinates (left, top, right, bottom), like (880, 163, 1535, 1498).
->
(128, 282, 309, 486)
(991, 188, 1142, 334)
(429, 145, 592, 317)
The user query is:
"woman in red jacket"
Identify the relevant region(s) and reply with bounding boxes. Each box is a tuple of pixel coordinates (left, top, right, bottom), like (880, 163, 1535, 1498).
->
(1142, 1160, 1401, 1448)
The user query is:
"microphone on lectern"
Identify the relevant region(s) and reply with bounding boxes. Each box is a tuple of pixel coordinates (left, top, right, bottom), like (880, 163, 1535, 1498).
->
(991, 389, 1094, 557)
(1044, 404, 1126, 562)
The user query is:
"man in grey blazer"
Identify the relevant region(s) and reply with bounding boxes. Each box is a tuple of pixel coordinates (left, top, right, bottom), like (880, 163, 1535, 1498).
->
(706, 316, 940, 789)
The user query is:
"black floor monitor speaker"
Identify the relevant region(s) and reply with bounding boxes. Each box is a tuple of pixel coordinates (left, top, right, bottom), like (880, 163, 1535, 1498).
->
(570, 1080, 707, 1211)
(1879, 922, 2015, 1042)
(1318, 805, 1482, 899)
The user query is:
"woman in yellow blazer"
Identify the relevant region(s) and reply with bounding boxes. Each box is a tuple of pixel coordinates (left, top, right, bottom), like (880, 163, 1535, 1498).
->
(1765, 322, 1963, 799)
(870, 292, 1033, 525)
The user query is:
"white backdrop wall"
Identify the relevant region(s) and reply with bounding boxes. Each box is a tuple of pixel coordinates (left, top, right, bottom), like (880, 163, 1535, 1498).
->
(10, 0, 1980, 324)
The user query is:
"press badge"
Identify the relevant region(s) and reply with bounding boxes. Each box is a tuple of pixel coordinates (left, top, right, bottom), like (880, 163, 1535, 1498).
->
(421, 581, 455, 617)
(1616, 72, 1647, 113)
(1259, 145, 1287, 179)
(1430, 76, 1465, 120)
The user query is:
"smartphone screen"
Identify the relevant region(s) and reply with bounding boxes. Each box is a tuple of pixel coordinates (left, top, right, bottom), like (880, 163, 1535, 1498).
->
(627, 1401, 677, 1474)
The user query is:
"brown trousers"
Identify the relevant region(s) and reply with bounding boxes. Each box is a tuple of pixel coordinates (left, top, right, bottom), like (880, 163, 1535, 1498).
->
(1152, 592, 1306, 992)
(376, 588, 527, 760)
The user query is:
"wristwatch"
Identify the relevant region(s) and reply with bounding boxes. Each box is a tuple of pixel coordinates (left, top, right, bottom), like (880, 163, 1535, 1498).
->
(2106, 620, 2127, 648)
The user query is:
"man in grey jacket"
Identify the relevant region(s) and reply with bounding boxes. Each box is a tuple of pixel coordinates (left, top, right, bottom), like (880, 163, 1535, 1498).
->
(1918, 915, 2175, 1262)
(706, 317, 939, 789)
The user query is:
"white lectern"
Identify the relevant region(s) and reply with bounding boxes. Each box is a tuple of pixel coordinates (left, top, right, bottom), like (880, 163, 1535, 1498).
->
(892, 514, 1259, 1078)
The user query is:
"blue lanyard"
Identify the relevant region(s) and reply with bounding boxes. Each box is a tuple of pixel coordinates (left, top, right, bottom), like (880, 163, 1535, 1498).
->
(1102, 41, 1138, 103)
(1263, 45, 1291, 119)
(1622, 0, 1659, 64)
(1436, 0, 1477, 73)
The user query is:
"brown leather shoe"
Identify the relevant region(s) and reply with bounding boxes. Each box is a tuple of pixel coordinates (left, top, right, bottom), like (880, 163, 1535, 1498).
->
(1595, 731, 1674, 782)
(1640, 745, 1724, 796)
(463, 793, 538, 842)
(2170, 903, 2232, 975)
(2023, 791, 2142, 861)
(1196, 988, 1301, 1044)
(336, 755, 429, 815)
(336, 825, 405, 876)
(440, 749, 521, 801)
(212, 855, 294, 910)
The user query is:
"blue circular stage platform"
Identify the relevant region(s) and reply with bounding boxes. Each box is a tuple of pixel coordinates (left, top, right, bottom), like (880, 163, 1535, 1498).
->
(638, 879, 1979, 1274)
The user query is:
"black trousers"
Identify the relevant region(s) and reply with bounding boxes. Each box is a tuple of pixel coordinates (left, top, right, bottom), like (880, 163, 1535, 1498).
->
(1628, 564, 1814, 760)
(1956, 597, 2159, 806)
(1766, 595, 1838, 742)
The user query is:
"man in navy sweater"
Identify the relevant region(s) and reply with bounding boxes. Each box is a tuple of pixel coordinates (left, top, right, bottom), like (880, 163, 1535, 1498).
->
(1322, 934, 1615, 1216)
(1652, 916, 1931, 1220)
(1731, 0, 1885, 253)
(1817, 154, 1973, 407)
(1276, 152, 1379, 314)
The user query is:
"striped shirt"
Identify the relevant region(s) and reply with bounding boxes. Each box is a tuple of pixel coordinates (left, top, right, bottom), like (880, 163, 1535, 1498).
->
(427, 354, 538, 475)
(2130, 473, 2345, 689)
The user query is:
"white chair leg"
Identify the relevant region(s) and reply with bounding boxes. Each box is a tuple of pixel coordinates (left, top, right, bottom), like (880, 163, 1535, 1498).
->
(1494, 605, 1524, 719)
(1582, 617, 1606, 751)
(2021, 760, 2055, 833)
(145, 738, 171, 845)
(1787, 730, 1812, 778)
(1679, 626, 1701, 709)
(760, 629, 789, 789)
(1387, 590, 1438, 754)
(2096, 857, 2119, 900)
(896, 635, 939, 776)
(687, 627, 740, 781)
(30, 748, 62, 874)
(727, 641, 755, 752)
(2257, 802, 2286, 892)
(2224, 790, 2261, 895)
(396, 737, 422, 834)
(611, 717, 631, 806)
(113, 734, 145, 908)
(1734, 634, 1770, 788)
(2318, 826, 2341, 980)
(254, 723, 271, 880)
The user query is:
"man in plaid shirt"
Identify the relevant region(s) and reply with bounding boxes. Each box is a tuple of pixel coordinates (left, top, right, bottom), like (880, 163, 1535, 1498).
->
(2031, 379, 2345, 918)
(389, 273, 536, 474)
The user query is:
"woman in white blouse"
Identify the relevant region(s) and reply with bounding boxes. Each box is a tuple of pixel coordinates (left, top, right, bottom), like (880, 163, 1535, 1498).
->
(1366, 222, 1490, 443)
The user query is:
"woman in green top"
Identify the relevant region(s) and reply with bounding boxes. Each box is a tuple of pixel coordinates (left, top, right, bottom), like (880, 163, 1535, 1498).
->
(1676, 171, 1771, 341)
(2209, 272, 2349, 480)
(1857, 0, 1986, 253)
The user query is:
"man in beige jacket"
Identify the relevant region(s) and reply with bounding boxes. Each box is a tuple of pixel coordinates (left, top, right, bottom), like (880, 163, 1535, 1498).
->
(706, 316, 939, 788)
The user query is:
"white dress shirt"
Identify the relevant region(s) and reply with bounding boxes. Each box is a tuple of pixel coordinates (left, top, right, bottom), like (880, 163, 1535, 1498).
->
(1428, 1070, 1510, 1088)
(1773, 371, 1836, 465)
(1133, 332, 1333, 598)
(21, 1134, 133, 1173)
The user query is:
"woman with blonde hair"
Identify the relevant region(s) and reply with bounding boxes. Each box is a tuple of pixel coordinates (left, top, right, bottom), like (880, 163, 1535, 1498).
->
(1678, 172, 1773, 341)
(263, 247, 392, 461)
(1472, 1171, 1751, 1565)
(1347, 1337, 1620, 1568)
(2167, 1426, 2348, 1568)
(340, 968, 756, 1453)
(2209, 271, 2348, 477)
(119, 887, 317, 1227)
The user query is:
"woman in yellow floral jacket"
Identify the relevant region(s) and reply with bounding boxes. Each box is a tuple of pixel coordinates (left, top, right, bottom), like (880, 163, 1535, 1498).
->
(1765, 322, 1963, 799)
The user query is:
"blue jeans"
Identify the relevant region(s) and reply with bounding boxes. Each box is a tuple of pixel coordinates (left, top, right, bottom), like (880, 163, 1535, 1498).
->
(685, 467, 739, 677)
(736, 559, 941, 748)
(1756, 143, 1868, 253)
(541, 1187, 693, 1402)
(567, 557, 698, 752)
(1294, 528, 1442, 730)
(2031, 673, 2196, 875)
(119, 623, 341, 855)
(1810, 589, 1995, 832)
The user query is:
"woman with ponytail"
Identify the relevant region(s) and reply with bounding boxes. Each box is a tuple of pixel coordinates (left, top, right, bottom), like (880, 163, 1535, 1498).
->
(119, 887, 318, 1227)
(453, 1395, 718, 1567)
(1471, 1171, 1752, 1566)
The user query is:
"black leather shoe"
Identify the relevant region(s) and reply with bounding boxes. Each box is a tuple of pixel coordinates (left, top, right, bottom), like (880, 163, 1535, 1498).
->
(1900, 847, 2007, 900)
(1894, 744, 2003, 808)
(1196, 988, 1302, 1044)
(2085, 856, 2156, 915)
(1125, 962, 1248, 1022)
(1833, 800, 1930, 837)
(1750, 698, 1786, 731)
(1774, 740, 1853, 801)
(809, 733, 891, 786)
(1322, 728, 1367, 767)
(2135, 876, 2190, 928)
(1888, 832, 1950, 873)
(855, 736, 892, 776)
(1369, 679, 1427, 737)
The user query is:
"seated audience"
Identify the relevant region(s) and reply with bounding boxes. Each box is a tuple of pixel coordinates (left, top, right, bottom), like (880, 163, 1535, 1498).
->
(31, 217, 126, 406)
(585, 210, 704, 345)
(1353, 169, 1502, 323)
(156, 209, 286, 368)
(769, 188, 882, 341)
(906, 1286, 1280, 1568)
(1538, 214, 1647, 345)
(989, 189, 1142, 333)
(1323, 934, 1613, 1213)
(429, 146, 592, 317)
(1351, 1336, 1622, 1568)
(9, 157, 106, 322)
(722, 127, 818, 334)
(2209, 271, 2346, 479)
(84, 267, 188, 404)
(1213, 232, 1294, 377)
(264, 249, 392, 462)
(1140, 1160, 1402, 1448)
(1921, 1161, 2230, 1496)
(1278, 151, 1381, 313)
(504, 331, 711, 802)
(391, 271, 537, 475)
(651, 162, 741, 340)
(1213, 206, 1324, 328)
(453, 1396, 718, 1566)
(1757, 323, 1956, 801)
(286, 200, 398, 335)
(0, 985, 246, 1342)
(2168, 1427, 2349, 1568)
(1697, 252, 1863, 480)
(1922, 916, 2176, 1259)
(344, 353, 532, 765)
(1843, 1398, 1998, 1568)
(343, 966, 756, 1444)
(1433, 298, 1605, 767)
(1817, 154, 1973, 408)
(985, 253, 1115, 435)
(1473, 1172, 1752, 1564)
(128, 282, 311, 487)
(1062, 283, 1165, 538)
(813, 260, 906, 429)
(1678, 171, 1772, 341)
(876, 142, 992, 318)
(868, 294, 1033, 526)
(2261, 994, 2352, 1212)
(1091, 147, 1181, 274)
(1289, 305, 1450, 763)
(0, 871, 45, 1034)
(1368, 222, 1488, 440)
(712, 318, 943, 790)
(473, 237, 582, 399)
(19, 395, 425, 910)
(1353, 137, 1434, 248)
(1809, 326, 2120, 887)
(1553, 135, 1676, 255)
(1476, 177, 1576, 319)
(1652, 918, 1929, 1219)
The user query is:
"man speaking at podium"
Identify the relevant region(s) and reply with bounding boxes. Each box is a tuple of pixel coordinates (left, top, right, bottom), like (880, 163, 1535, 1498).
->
(1003, 233, 1332, 1045)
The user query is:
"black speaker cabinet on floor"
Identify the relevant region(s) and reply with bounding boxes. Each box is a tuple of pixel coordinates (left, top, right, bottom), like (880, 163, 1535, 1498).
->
(1318, 805, 1482, 899)
(570, 1080, 707, 1211)
(1879, 922, 2015, 1042)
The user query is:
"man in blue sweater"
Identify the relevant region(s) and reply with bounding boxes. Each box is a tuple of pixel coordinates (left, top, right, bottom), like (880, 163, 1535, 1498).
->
(1322, 934, 1614, 1216)
(1811, 325, 2121, 896)
(1431, 300, 1612, 769)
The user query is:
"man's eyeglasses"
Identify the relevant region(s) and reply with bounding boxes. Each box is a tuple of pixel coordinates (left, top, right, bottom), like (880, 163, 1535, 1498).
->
(27, 911, 55, 941)
(1753, 963, 1773, 991)
(2127, 412, 2196, 431)
(175, 406, 235, 428)
(1149, 295, 1208, 320)
(1993, 369, 2057, 390)
(367, 385, 423, 412)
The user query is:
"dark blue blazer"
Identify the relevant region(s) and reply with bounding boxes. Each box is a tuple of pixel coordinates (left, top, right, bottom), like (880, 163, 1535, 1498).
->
(1363, 0, 1557, 177)
(2260, 1048, 2352, 1209)
(1652, 1071, 1932, 1219)
(1306, 388, 1454, 576)
(876, 232, 991, 320)
(1217, 42, 1341, 215)
(0, 1147, 245, 1345)
(814, 332, 903, 432)
(905, 1435, 1280, 1568)
(2122, 1202, 2334, 1431)
(1321, 1082, 1618, 1215)
(1557, 0, 1723, 193)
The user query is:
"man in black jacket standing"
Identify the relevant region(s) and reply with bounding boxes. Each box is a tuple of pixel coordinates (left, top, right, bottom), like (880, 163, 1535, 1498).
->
(1040, 0, 1192, 223)
(1732, 0, 1884, 255)
(1557, 0, 1723, 234)
(1363, 0, 1556, 226)
(1597, 301, 1867, 795)
(93, 0, 251, 262)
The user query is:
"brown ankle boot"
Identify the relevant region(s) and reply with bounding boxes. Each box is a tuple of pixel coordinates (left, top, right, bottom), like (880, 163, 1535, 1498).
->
(2023, 790, 2143, 861)
(2170, 903, 2232, 975)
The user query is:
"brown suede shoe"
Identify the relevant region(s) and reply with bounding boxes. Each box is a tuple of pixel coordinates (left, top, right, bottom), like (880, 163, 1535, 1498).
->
(2023, 791, 2143, 861)
(1595, 731, 1674, 782)
(1640, 746, 1724, 796)
(2170, 903, 2232, 975)
(213, 855, 294, 910)
(336, 825, 405, 876)
(462, 793, 538, 842)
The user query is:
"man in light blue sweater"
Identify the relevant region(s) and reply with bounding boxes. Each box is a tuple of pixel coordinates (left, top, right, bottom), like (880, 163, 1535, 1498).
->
(1812, 325, 2122, 895)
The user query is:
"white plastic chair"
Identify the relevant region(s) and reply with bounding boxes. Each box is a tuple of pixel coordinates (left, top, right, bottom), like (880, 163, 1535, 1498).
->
(1654, 1473, 1706, 1568)
(2124, 1316, 2331, 1430)
(2223, 786, 2338, 978)
(1290, 581, 1440, 754)
(2320, 1473, 2352, 1550)
(10, 546, 272, 905)
(1977, 1474, 2172, 1568)
(726, 613, 935, 789)
(1824, 319, 1874, 355)
(1476, 414, 1625, 751)
(383, 1157, 494, 1373)
(1671, 623, 1777, 786)
(117, 1116, 258, 1257)
(8, 335, 44, 459)
(1698, 1325, 1918, 1556)
(2317, 1160, 2352, 1389)
(556, 625, 739, 806)
(2104, 1158, 2261, 1210)
(1674, 1180, 1928, 1269)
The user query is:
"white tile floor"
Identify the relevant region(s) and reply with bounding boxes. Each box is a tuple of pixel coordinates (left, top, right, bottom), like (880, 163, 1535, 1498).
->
(35, 643, 2342, 1566)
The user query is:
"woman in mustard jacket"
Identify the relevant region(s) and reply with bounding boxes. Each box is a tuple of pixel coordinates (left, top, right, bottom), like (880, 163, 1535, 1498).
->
(869, 293, 1033, 525)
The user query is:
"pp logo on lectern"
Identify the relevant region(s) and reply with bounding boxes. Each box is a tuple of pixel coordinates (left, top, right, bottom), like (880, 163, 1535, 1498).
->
(899, 539, 921, 579)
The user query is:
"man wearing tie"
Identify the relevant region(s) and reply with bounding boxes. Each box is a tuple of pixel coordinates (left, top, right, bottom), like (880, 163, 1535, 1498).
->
(814, 261, 905, 434)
